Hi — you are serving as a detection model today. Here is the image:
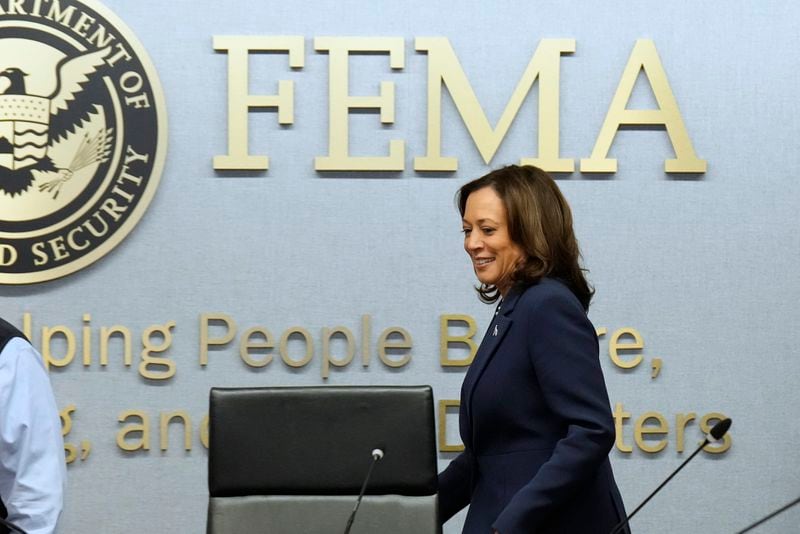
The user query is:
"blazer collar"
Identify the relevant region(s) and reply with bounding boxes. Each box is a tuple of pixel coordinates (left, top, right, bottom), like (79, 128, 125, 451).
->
(496, 283, 524, 317)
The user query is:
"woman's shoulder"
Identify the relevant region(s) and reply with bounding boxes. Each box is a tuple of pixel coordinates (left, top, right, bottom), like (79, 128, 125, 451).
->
(515, 277, 585, 313)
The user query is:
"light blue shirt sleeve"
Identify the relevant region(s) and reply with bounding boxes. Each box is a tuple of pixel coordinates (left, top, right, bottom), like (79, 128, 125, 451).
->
(0, 337, 66, 534)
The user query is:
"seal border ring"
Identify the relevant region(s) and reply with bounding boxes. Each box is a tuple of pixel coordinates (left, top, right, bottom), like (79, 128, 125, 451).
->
(0, 0, 167, 285)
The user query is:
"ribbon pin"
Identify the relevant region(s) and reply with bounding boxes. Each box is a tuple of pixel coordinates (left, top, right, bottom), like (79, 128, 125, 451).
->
(493, 325, 498, 336)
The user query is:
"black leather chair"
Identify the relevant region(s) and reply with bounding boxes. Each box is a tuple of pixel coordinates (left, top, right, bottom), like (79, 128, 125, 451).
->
(207, 385, 440, 533)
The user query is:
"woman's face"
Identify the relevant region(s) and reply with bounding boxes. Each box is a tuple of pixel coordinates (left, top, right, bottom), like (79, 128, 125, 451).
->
(462, 186, 525, 295)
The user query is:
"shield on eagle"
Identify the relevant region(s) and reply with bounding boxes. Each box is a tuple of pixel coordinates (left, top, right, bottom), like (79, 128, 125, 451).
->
(0, 47, 113, 197)
(0, 95, 49, 171)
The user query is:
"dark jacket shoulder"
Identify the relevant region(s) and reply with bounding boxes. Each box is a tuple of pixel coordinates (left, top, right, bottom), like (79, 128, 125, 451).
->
(513, 278, 586, 316)
(0, 317, 27, 354)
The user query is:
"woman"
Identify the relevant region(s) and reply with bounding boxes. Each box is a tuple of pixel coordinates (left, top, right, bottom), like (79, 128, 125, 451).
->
(438, 165, 628, 534)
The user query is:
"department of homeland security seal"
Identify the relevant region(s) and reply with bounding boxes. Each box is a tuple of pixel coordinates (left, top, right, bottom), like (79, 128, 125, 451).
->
(0, 0, 166, 284)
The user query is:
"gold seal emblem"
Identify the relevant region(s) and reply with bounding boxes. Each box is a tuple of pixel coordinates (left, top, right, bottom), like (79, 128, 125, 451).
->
(0, 0, 167, 284)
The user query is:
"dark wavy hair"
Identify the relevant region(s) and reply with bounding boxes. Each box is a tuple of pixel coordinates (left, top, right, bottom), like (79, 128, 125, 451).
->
(457, 164, 594, 310)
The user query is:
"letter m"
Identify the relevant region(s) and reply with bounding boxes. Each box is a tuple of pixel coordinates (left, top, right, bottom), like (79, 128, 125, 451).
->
(415, 38, 574, 172)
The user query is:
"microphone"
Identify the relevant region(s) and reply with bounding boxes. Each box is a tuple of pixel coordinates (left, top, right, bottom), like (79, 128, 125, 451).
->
(609, 417, 732, 534)
(707, 417, 731, 441)
(343, 446, 385, 534)
(734, 495, 800, 533)
(0, 516, 28, 534)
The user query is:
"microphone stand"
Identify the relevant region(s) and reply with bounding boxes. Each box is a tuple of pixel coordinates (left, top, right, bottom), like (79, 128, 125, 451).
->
(343, 449, 383, 534)
(609, 440, 706, 534)
(734, 495, 800, 534)
(610, 418, 732, 534)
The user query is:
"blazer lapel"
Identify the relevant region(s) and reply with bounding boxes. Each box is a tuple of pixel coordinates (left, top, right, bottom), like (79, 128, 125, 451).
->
(462, 288, 522, 449)
(465, 316, 511, 397)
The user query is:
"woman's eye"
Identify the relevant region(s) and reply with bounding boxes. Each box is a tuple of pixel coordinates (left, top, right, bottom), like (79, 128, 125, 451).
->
(462, 228, 471, 235)
(482, 227, 495, 235)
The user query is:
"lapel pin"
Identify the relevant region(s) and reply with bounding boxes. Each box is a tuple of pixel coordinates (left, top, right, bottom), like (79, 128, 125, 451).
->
(493, 325, 498, 336)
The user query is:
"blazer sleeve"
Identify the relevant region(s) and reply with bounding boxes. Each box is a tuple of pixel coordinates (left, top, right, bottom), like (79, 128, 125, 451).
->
(437, 449, 474, 523)
(493, 289, 615, 534)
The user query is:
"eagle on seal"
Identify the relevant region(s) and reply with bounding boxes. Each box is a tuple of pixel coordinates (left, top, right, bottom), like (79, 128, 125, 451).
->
(0, 46, 113, 197)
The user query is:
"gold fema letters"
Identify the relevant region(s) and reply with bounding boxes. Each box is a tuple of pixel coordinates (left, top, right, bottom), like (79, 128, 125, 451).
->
(213, 37, 706, 173)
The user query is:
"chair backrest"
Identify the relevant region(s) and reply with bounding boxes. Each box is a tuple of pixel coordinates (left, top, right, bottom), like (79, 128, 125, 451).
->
(207, 385, 440, 534)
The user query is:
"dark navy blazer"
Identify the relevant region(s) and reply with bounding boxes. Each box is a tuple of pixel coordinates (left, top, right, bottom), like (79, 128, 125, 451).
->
(438, 278, 628, 534)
